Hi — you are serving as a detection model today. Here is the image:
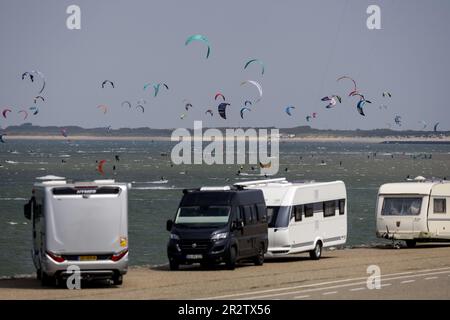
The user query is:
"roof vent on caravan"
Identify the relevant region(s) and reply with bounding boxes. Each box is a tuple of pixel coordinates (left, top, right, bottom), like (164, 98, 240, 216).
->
(93, 179, 116, 184)
(36, 175, 67, 185)
(234, 178, 288, 189)
(36, 175, 65, 181)
(199, 186, 231, 191)
(405, 176, 448, 183)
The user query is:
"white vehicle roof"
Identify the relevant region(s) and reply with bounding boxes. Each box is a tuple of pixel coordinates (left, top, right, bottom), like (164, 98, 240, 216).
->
(379, 180, 450, 196)
(235, 178, 346, 206)
(34, 176, 130, 188)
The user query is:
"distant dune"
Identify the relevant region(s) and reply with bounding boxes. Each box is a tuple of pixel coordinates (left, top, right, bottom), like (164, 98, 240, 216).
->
(2, 123, 449, 142)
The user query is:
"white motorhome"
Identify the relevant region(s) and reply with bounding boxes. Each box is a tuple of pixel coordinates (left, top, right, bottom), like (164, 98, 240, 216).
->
(235, 178, 347, 259)
(24, 176, 130, 286)
(376, 177, 450, 247)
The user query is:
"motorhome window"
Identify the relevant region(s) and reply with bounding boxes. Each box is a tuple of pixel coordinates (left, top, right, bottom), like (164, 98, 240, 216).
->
(267, 206, 291, 228)
(323, 201, 336, 217)
(52, 187, 120, 195)
(339, 199, 345, 215)
(304, 204, 314, 218)
(95, 187, 121, 194)
(175, 206, 231, 225)
(293, 205, 303, 222)
(434, 198, 446, 214)
(381, 198, 422, 216)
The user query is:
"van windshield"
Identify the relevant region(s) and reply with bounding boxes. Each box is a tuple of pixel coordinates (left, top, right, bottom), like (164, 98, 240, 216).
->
(267, 206, 291, 228)
(175, 206, 231, 227)
(382, 197, 422, 216)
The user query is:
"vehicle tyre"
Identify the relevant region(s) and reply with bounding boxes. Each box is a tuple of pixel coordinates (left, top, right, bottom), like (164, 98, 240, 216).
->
(169, 260, 179, 271)
(40, 271, 55, 287)
(309, 241, 322, 260)
(113, 274, 123, 285)
(55, 276, 66, 289)
(254, 246, 264, 266)
(226, 247, 237, 270)
(405, 240, 416, 248)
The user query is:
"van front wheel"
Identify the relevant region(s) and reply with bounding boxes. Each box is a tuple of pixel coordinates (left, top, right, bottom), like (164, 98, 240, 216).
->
(309, 241, 322, 260)
(169, 260, 179, 271)
(226, 247, 237, 270)
(40, 272, 55, 287)
(254, 247, 264, 266)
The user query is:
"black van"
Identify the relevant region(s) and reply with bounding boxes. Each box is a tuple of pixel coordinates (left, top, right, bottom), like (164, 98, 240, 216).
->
(166, 187, 268, 270)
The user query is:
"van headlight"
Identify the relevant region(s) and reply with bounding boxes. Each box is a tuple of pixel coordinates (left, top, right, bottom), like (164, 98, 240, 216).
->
(170, 233, 180, 240)
(211, 232, 228, 241)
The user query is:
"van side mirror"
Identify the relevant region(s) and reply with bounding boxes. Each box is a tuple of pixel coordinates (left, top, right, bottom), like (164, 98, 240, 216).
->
(232, 220, 244, 231)
(24, 201, 32, 220)
(166, 219, 173, 231)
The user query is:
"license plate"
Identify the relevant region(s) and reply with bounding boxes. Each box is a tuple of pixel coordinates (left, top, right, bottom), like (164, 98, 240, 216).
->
(186, 254, 203, 260)
(79, 255, 97, 261)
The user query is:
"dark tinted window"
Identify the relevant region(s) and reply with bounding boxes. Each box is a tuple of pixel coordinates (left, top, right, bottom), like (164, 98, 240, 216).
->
(238, 206, 246, 225)
(323, 201, 336, 217)
(267, 206, 290, 228)
(304, 204, 314, 218)
(293, 205, 303, 222)
(267, 206, 279, 227)
(243, 206, 253, 224)
(236, 206, 244, 221)
(339, 199, 346, 215)
(251, 205, 258, 222)
(53, 187, 120, 195)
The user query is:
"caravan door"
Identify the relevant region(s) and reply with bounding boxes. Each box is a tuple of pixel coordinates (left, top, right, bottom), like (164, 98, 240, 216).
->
(267, 206, 291, 250)
(428, 185, 450, 237)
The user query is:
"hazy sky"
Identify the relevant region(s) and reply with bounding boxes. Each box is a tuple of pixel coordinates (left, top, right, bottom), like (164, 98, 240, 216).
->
(0, 0, 449, 130)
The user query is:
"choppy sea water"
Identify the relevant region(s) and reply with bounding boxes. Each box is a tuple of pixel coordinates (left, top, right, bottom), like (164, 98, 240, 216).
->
(0, 139, 449, 277)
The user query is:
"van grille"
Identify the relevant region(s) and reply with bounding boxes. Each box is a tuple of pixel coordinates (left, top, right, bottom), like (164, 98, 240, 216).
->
(179, 239, 211, 252)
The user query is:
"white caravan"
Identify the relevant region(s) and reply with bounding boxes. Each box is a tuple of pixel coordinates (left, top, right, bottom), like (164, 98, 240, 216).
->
(376, 177, 450, 247)
(24, 176, 130, 286)
(235, 178, 347, 259)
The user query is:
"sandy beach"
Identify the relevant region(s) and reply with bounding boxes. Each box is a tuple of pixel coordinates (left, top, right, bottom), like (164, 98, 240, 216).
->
(1, 245, 450, 300)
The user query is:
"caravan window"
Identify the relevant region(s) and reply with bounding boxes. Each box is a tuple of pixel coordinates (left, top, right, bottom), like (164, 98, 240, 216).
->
(381, 198, 422, 216)
(304, 204, 314, 218)
(267, 206, 278, 227)
(293, 205, 303, 222)
(434, 199, 446, 214)
(267, 206, 291, 228)
(339, 199, 346, 215)
(323, 201, 336, 217)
